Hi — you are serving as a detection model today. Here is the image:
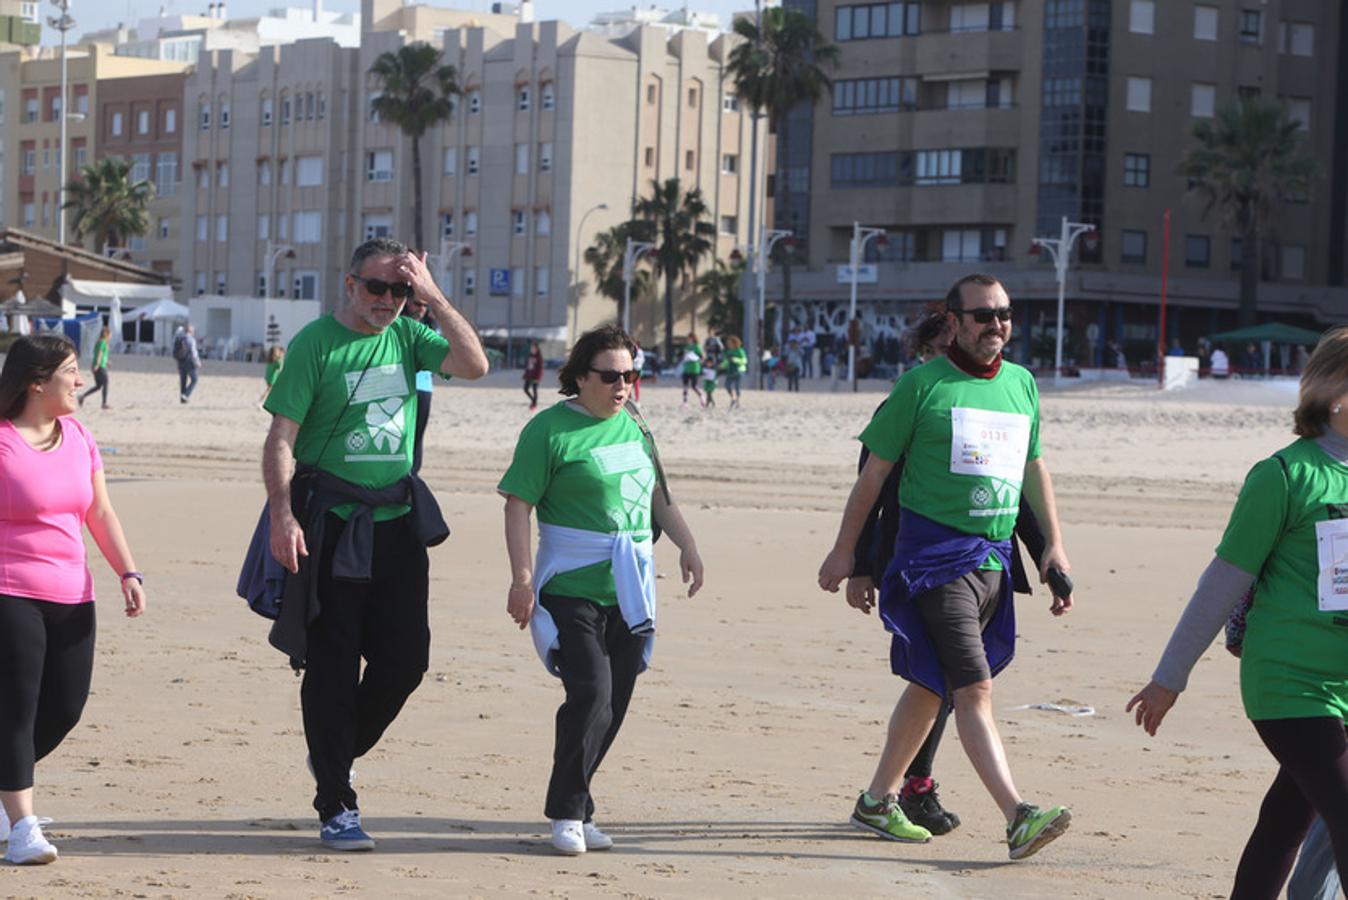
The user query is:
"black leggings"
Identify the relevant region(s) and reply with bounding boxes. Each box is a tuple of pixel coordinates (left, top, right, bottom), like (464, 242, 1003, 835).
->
(0, 596, 96, 791)
(79, 367, 109, 406)
(906, 701, 951, 780)
(1231, 716, 1348, 899)
(524, 379, 539, 407)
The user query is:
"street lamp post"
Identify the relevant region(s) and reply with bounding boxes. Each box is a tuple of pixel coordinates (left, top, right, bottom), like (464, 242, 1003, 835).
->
(570, 202, 609, 345)
(48, 0, 75, 245)
(264, 242, 295, 298)
(434, 238, 471, 290)
(847, 221, 886, 393)
(1031, 215, 1095, 386)
(622, 237, 655, 334)
(741, 0, 765, 389)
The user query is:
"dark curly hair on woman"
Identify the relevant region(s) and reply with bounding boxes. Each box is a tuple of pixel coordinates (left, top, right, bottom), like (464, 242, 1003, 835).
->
(0, 333, 77, 420)
(557, 324, 638, 396)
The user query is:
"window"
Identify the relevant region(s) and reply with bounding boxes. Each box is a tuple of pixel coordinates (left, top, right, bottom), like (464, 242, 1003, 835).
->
(539, 142, 553, 172)
(1239, 9, 1262, 44)
(722, 153, 738, 174)
(688, 87, 697, 108)
(257, 271, 267, 297)
(24, 96, 36, 122)
(165, 108, 176, 133)
(41, 148, 49, 172)
(443, 147, 457, 176)
(515, 142, 529, 174)
(1129, 0, 1154, 34)
(1126, 77, 1152, 112)
(281, 96, 291, 125)
(367, 92, 381, 124)
(536, 210, 552, 235)
(468, 90, 481, 114)
(20, 146, 34, 176)
(831, 151, 899, 187)
(74, 146, 87, 169)
(1193, 5, 1218, 41)
(723, 92, 739, 112)
(1121, 230, 1147, 263)
(720, 215, 737, 234)
(137, 109, 150, 134)
(130, 153, 151, 184)
(465, 211, 478, 235)
(278, 213, 288, 239)
(1123, 153, 1149, 187)
(293, 212, 321, 244)
(1185, 234, 1210, 268)
(1280, 245, 1305, 281)
(1191, 83, 1216, 118)
(216, 215, 228, 242)
(112, 111, 124, 136)
(197, 166, 209, 189)
(535, 266, 549, 296)
(512, 267, 525, 297)
(304, 92, 314, 120)
(196, 215, 208, 241)
(194, 271, 206, 295)
(1286, 97, 1310, 132)
(258, 214, 269, 240)
(517, 87, 530, 111)
(463, 269, 476, 295)
(685, 149, 695, 170)
(49, 94, 60, 122)
(833, 76, 918, 114)
(258, 161, 271, 185)
(76, 91, 88, 115)
(467, 146, 480, 175)
(318, 92, 326, 119)
(21, 202, 33, 227)
(293, 271, 319, 300)
(155, 152, 177, 197)
(215, 272, 226, 295)
(646, 84, 657, 104)
(541, 82, 555, 110)
(362, 213, 392, 241)
(279, 159, 290, 185)
(296, 156, 322, 187)
(644, 147, 655, 167)
(1280, 22, 1314, 57)
(216, 161, 229, 187)
(834, 2, 920, 41)
(440, 211, 454, 238)
(916, 150, 961, 184)
(366, 150, 393, 182)
(158, 218, 170, 240)
(199, 102, 210, 130)
(513, 209, 527, 236)
(261, 97, 273, 126)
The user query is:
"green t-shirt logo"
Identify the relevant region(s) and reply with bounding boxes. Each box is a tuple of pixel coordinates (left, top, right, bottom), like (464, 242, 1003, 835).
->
(342, 364, 410, 463)
(589, 441, 655, 532)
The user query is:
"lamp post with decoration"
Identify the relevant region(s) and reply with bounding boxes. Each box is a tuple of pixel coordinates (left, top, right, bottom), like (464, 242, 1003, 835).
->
(1030, 216, 1096, 387)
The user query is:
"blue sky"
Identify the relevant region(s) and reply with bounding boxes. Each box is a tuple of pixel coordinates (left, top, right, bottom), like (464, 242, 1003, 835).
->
(65, 0, 755, 43)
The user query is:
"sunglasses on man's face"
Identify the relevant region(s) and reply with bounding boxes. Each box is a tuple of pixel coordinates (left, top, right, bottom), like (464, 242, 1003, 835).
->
(952, 306, 1012, 324)
(353, 275, 415, 299)
(589, 368, 640, 385)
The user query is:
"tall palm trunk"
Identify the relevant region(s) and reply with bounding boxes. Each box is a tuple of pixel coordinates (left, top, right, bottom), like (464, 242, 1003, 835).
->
(411, 136, 425, 250)
(663, 261, 676, 363)
(1238, 225, 1259, 327)
(775, 110, 794, 353)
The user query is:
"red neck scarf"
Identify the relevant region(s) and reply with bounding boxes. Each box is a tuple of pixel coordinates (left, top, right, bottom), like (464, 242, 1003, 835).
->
(947, 342, 1002, 379)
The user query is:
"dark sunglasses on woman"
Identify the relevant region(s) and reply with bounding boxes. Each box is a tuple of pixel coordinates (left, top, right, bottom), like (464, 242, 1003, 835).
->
(353, 275, 416, 299)
(589, 368, 640, 385)
(952, 306, 1012, 324)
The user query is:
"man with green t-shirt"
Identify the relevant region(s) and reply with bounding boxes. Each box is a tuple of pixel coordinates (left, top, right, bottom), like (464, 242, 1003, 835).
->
(818, 273, 1076, 860)
(261, 237, 488, 852)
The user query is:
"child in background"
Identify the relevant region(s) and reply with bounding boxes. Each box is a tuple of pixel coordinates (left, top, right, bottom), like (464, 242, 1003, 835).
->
(702, 362, 719, 408)
(258, 344, 285, 410)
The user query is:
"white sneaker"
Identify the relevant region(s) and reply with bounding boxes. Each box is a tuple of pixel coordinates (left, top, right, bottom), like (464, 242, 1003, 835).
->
(550, 819, 586, 855)
(582, 821, 613, 851)
(0, 809, 8, 842)
(5, 816, 57, 865)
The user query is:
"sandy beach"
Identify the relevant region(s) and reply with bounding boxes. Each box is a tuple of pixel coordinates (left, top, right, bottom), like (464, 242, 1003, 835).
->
(0, 354, 1311, 898)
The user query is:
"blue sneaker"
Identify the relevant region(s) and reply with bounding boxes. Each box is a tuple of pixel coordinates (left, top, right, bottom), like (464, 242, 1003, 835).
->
(320, 807, 375, 851)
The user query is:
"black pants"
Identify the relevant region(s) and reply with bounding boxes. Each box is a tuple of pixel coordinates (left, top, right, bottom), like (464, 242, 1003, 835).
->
(0, 596, 96, 791)
(907, 702, 951, 780)
(1231, 716, 1348, 899)
(412, 389, 431, 475)
(302, 514, 430, 821)
(178, 363, 199, 399)
(524, 379, 539, 408)
(541, 594, 645, 822)
(79, 367, 108, 406)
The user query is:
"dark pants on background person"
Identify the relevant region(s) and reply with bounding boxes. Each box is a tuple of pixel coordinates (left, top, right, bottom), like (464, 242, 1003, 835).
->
(412, 389, 431, 475)
(524, 379, 539, 408)
(79, 367, 108, 407)
(302, 514, 430, 822)
(0, 596, 96, 790)
(178, 363, 199, 400)
(540, 593, 645, 822)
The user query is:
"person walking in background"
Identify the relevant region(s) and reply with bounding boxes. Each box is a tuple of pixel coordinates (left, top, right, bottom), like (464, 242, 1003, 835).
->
(0, 334, 147, 865)
(631, 341, 645, 402)
(680, 333, 704, 406)
(500, 325, 704, 856)
(173, 324, 201, 403)
(722, 335, 746, 409)
(258, 345, 285, 411)
(701, 359, 719, 408)
(800, 323, 817, 379)
(784, 340, 804, 392)
(78, 327, 111, 410)
(1211, 345, 1231, 379)
(524, 341, 545, 411)
(1127, 326, 1348, 898)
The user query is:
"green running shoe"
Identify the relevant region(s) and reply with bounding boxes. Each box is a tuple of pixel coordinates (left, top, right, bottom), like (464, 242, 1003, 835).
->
(1006, 802, 1071, 860)
(849, 791, 932, 843)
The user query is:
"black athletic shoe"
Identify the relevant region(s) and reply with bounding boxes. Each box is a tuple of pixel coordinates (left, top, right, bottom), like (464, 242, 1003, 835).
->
(898, 782, 960, 836)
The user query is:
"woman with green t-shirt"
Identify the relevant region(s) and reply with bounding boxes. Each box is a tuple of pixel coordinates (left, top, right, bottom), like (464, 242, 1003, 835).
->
(257, 344, 285, 409)
(78, 327, 111, 410)
(722, 335, 747, 408)
(499, 324, 705, 857)
(1128, 326, 1348, 898)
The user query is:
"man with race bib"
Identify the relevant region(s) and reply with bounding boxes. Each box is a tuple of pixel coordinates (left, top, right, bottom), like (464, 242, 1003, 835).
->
(818, 273, 1076, 860)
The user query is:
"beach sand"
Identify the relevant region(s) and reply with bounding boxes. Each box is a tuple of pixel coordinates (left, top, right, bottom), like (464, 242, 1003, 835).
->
(0, 355, 1307, 898)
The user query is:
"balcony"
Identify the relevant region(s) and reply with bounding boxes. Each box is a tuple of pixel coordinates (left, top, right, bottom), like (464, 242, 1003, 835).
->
(915, 28, 1023, 74)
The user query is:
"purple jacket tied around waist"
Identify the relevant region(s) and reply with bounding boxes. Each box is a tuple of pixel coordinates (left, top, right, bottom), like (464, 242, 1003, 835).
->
(880, 509, 1016, 699)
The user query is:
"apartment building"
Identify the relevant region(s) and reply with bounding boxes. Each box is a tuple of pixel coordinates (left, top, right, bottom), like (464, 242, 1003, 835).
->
(773, 0, 1347, 369)
(179, 0, 760, 352)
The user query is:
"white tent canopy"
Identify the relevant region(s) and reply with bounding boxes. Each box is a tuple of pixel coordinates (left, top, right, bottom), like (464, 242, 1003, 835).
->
(61, 279, 174, 308)
(125, 297, 192, 321)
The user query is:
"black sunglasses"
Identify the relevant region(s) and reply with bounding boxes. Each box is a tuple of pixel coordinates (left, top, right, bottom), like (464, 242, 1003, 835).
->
(353, 275, 415, 299)
(589, 368, 640, 385)
(951, 306, 1012, 324)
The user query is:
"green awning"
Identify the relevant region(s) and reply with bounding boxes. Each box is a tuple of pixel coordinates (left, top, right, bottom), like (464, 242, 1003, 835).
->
(1208, 322, 1326, 345)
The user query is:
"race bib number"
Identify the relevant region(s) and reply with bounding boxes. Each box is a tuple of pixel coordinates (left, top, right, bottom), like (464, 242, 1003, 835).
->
(1314, 518, 1348, 612)
(949, 407, 1031, 481)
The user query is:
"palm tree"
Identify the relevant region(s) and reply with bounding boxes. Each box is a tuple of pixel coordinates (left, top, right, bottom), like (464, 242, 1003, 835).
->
(62, 157, 153, 250)
(584, 222, 653, 326)
(696, 257, 745, 335)
(1180, 98, 1316, 326)
(631, 178, 717, 361)
(369, 42, 460, 251)
(727, 8, 839, 305)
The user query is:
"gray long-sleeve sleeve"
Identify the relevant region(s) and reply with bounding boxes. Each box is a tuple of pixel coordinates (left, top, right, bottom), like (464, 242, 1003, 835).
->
(1151, 556, 1256, 692)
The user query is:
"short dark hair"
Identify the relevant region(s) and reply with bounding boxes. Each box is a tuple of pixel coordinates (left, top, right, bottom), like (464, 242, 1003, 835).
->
(944, 273, 1006, 311)
(558, 325, 638, 396)
(905, 310, 949, 358)
(0, 333, 77, 420)
(1293, 326, 1344, 437)
(349, 237, 408, 275)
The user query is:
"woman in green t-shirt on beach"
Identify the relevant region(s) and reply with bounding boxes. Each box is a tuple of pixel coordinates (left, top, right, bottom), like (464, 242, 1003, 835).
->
(1128, 326, 1348, 898)
(499, 324, 705, 857)
(257, 344, 285, 409)
(78, 327, 111, 410)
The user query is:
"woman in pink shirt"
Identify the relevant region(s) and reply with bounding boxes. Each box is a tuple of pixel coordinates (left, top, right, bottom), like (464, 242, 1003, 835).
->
(0, 334, 146, 865)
